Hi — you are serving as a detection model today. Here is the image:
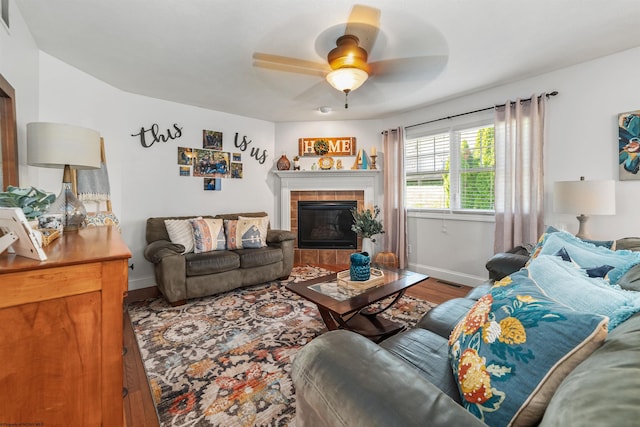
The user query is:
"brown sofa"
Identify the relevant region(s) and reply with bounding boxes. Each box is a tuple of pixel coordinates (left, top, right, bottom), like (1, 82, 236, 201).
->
(143, 212, 295, 305)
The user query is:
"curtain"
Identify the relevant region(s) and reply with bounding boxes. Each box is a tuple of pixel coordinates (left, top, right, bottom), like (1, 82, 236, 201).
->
(494, 94, 547, 253)
(382, 127, 408, 269)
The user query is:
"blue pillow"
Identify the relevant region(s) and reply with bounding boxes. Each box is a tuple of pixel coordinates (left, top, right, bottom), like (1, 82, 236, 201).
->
(552, 247, 614, 279)
(534, 231, 640, 284)
(449, 273, 608, 426)
(527, 255, 640, 330)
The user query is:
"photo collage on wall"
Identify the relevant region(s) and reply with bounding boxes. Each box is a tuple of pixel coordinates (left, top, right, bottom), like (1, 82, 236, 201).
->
(176, 130, 244, 191)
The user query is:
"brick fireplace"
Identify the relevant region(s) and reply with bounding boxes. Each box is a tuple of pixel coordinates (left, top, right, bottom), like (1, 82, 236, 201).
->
(291, 190, 364, 265)
(274, 169, 380, 266)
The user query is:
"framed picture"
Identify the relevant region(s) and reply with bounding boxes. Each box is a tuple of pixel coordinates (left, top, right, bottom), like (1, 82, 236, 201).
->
(178, 147, 193, 165)
(204, 178, 221, 191)
(230, 162, 243, 178)
(179, 166, 191, 176)
(203, 130, 223, 150)
(618, 109, 640, 180)
(0, 207, 47, 261)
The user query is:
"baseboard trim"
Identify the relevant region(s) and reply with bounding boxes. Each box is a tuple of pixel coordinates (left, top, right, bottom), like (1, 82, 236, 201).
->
(407, 263, 487, 287)
(125, 286, 161, 304)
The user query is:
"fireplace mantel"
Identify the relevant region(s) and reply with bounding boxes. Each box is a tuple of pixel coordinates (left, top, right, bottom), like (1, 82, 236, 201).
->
(274, 169, 381, 230)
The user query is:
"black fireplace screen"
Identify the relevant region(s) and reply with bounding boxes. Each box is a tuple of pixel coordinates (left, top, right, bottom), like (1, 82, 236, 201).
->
(297, 201, 357, 249)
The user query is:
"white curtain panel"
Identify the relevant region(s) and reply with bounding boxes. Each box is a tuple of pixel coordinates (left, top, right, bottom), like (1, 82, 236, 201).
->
(382, 127, 408, 269)
(494, 94, 547, 253)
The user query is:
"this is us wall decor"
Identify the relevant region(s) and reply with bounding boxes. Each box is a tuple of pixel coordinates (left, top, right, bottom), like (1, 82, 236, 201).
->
(131, 123, 269, 191)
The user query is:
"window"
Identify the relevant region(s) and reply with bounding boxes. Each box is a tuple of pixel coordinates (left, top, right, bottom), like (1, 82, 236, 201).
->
(405, 121, 495, 212)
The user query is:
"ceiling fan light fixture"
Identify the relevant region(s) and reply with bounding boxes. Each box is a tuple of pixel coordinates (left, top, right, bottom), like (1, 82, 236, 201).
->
(326, 67, 369, 93)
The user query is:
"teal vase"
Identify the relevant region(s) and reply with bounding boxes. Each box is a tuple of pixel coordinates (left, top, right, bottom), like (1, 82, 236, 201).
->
(350, 252, 371, 281)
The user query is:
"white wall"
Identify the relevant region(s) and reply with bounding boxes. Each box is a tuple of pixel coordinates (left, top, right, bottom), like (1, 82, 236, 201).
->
(0, 0, 39, 183)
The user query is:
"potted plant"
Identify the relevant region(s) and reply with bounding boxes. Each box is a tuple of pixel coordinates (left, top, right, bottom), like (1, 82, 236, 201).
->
(0, 186, 56, 221)
(351, 205, 384, 255)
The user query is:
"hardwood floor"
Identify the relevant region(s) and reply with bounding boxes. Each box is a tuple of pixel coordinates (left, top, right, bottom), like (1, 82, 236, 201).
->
(121, 265, 472, 425)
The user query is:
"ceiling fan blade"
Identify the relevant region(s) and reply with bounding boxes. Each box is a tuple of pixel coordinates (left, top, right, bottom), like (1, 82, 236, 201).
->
(369, 56, 449, 83)
(345, 5, 380, 54)
(253, 52, 330, 72)
(253, 60, 327, 78)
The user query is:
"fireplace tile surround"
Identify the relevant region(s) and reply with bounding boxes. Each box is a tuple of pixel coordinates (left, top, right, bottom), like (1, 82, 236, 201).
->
(274, 170, 380, 266)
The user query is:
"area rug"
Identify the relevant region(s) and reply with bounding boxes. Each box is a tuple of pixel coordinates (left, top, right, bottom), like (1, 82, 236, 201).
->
(128, 265, 436, 427)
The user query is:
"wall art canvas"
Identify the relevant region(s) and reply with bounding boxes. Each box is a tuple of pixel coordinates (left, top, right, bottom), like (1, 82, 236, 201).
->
(204, 178, 222, 191)
(619, 109, 640, 180)
(178, 147, 193, 165)
(203, 130, 223, 150)
(230, 162, 243, 178)
(179, 166, 191, 176)
(233, 152, 242, 162)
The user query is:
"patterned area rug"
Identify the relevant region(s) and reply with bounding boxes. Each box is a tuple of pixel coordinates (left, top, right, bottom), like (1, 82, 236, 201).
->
(128, 265, 436, 427)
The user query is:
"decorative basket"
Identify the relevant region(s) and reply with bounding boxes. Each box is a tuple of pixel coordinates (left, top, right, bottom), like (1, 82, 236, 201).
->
(350, 252, 371, 281)
(39, 228, 60, 247)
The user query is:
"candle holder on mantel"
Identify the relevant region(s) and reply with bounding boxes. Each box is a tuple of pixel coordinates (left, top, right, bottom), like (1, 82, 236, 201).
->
(370, 155, 377, 170)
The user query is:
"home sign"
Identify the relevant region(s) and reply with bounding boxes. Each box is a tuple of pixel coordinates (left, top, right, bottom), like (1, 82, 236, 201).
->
(298, 137, 356, 156)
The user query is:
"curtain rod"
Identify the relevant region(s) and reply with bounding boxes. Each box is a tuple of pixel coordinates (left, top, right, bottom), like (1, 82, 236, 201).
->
(397, 91, 558, 132)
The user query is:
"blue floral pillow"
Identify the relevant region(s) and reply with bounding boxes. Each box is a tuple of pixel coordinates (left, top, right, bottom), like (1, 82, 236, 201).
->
(449, 272, 608, 426)
(533, 231, 640, 284)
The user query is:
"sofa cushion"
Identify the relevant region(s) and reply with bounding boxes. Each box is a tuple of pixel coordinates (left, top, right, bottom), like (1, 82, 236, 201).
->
(539, 313, 640, 426)
(164, 218, 195, 254)
(185, 250, 239, 276)
(380, 328, 461, 403)
(235, 247, 283, 269)
(190, 217, 226, 253)
(449, 275, 608, 427)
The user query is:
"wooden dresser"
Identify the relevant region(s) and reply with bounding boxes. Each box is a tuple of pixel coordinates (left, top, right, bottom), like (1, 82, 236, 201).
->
(0, 227, 131, 426)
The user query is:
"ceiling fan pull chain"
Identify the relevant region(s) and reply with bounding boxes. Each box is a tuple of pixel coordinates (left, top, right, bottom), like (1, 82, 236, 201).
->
(344, 89, 350, 109)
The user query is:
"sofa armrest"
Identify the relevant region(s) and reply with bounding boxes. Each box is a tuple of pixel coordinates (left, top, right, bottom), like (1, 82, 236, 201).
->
(485, 252, 529, 280)
(266, 229, 296, 243)
(291, 330, 486, 427)
(144, 240, 185, 264)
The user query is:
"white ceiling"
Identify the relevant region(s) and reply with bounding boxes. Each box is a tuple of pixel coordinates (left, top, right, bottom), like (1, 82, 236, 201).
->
(16, 0, 640, 123)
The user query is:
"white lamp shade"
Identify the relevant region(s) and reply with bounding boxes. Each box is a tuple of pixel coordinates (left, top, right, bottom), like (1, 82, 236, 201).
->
(326, 68, 368, 93)
(27, 122, 101, 170)
(554, 179, 616, 215)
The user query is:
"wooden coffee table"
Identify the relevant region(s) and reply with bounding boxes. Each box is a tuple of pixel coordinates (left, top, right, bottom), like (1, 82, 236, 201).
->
(286, 267, 428, 342)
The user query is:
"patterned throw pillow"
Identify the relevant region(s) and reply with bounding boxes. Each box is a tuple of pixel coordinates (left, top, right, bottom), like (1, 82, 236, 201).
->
(164, 219, 195, 254)
(238, 215, 269, 247)
(189, 218, 225, 253)
(448, 271, 608, 426)
(224, 218, 266, 249)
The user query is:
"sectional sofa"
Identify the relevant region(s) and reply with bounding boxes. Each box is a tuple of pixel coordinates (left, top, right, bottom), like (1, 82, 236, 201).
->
(291, 231, 640, 426)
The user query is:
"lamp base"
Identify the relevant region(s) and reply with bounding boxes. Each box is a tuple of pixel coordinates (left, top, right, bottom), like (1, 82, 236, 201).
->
(575, 214, 591, 240)
(46, 165, 87, 232)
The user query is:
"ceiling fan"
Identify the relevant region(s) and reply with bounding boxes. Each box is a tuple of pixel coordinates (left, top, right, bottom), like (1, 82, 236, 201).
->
(253, 5, 435, 109)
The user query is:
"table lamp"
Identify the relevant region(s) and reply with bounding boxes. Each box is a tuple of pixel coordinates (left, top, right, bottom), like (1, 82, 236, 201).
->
(553, 177, 616, 239)
(27, 122, 101, 232)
